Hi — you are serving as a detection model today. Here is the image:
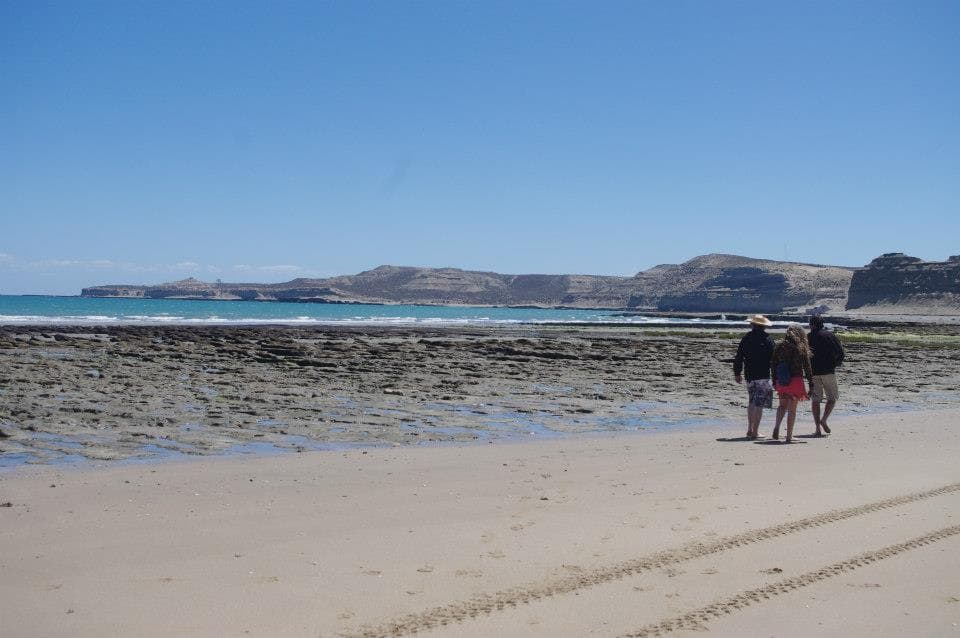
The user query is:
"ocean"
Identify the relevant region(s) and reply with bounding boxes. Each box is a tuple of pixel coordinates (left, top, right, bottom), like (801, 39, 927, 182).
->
(0, 295, 750, 327)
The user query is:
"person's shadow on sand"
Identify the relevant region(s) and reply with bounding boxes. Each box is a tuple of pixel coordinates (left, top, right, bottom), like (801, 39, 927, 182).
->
(753, 439, 808, 445)
(716, 436, 758, 443)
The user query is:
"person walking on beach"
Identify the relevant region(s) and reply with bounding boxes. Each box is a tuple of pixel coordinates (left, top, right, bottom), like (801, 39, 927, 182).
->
(771, 324, 814, 443)
(734, 314, 775, 439)
(808, 315, 845, 436)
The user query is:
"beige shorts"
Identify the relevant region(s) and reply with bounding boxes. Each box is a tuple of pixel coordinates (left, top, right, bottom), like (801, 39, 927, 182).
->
(811, 374, 839, 402)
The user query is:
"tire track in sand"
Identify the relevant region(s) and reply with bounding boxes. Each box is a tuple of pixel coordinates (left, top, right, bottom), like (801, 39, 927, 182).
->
(621, 524, 960, 637)
(342, 482, 960, 638)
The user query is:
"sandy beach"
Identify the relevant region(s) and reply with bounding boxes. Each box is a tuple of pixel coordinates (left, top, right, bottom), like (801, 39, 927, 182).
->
(2, 323, 959, 636)
(2, 407, 959, 637)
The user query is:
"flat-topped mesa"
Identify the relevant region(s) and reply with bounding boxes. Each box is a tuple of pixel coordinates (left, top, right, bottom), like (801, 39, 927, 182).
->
(80, 284, 148, 298)
(628, 254, 854, 314)
(846, 254, 960, 312)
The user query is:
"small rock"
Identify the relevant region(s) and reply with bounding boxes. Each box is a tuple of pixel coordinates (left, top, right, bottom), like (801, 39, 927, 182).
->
(0, 501, 12, 507)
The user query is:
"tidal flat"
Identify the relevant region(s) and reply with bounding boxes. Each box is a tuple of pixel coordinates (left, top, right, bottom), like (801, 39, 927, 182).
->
(1, 324, 959, 464)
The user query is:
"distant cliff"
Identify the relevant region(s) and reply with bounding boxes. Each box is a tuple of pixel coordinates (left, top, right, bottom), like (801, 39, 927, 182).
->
(88, 252, 960, 315)
(629, 254, 853, 314)
(81, 254, 860, 313)
(846, 253, 960, 313)
(82, 270, 630, 307)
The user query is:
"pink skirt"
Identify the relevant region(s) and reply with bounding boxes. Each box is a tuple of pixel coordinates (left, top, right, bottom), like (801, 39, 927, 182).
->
(775, 376, 808, 400)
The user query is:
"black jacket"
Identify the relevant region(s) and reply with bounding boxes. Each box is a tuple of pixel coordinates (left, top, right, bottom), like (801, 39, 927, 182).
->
(734, 327, 775, 381)
(808, 328, 845, 375)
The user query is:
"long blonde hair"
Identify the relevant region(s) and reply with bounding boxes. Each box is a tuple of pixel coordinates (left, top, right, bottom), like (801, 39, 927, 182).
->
(784, 323, 812, 360)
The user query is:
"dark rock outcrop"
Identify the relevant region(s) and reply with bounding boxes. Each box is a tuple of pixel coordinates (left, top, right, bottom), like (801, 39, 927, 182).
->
(846, 253, 960, 311)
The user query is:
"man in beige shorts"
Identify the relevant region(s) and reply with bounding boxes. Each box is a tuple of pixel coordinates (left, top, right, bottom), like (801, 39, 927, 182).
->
(807, 315, 845, 436)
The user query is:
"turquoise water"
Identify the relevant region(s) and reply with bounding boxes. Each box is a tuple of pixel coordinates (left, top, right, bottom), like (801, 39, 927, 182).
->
(0, 295, 748, 326)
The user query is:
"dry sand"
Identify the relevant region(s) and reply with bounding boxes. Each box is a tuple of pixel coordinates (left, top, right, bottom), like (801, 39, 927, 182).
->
(2, 408, 959, 637)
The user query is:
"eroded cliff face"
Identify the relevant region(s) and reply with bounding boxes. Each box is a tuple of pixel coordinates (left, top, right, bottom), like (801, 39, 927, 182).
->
(80, 254, 857, 312)
(846, 254, 960, 312)
(629, 254, 854, 314)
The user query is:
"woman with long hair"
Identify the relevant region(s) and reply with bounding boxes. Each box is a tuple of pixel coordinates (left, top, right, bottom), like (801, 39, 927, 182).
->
(770, 323, 814, 443)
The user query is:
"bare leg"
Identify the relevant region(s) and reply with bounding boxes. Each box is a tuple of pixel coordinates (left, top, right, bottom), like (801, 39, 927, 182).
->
(772, 398, 786, 440)
(747, 405, 763, 438)
(785, 397, 798, 442)
(812, 401, 823, 435)
(821, 399, 836, 433)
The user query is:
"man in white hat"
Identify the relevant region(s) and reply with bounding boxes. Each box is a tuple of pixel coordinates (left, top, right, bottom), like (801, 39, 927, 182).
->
(734, 314, 775, 438)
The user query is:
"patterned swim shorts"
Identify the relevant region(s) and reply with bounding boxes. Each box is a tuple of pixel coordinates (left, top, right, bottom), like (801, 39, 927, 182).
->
(747, 379, 773, 409)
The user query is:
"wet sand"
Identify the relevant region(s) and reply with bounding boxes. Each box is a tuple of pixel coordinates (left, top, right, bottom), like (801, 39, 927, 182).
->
(1, 324, 959, 463)
(1, 408, 958, 637)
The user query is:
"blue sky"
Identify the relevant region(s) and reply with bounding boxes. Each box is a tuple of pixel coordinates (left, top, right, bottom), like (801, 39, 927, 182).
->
(2, 1, 957, 294)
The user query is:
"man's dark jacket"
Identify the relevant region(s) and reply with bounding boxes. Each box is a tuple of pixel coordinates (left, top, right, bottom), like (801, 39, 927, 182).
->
(808, 327, 845, 375)
(734, 327, 775, 381)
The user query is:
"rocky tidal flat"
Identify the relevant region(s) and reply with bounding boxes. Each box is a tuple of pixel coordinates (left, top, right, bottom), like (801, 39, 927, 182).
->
(1, 324, 959, 464)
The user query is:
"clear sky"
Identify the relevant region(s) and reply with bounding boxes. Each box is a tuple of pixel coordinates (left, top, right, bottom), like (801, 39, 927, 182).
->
(2, 1, 958, 294)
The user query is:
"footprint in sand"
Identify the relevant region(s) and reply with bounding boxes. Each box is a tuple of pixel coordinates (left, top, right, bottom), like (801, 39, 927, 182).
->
(454, 569, 483, 578)
(486, 550, 506, 559)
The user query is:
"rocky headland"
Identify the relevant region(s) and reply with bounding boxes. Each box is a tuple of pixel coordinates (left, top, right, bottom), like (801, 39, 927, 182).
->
(81, 252, 960, 315)
(845, 253, 960, 314)
(81, 254, 857, 313)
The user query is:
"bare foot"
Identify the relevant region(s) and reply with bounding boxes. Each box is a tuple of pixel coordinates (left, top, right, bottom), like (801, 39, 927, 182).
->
(821, 421, 831, 434)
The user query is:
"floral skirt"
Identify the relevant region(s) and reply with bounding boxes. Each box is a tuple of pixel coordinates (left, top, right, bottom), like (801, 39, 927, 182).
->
(774, 376, 808, 400)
